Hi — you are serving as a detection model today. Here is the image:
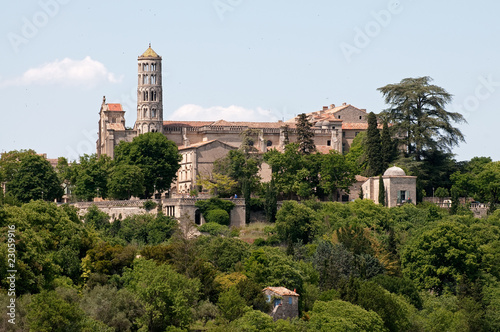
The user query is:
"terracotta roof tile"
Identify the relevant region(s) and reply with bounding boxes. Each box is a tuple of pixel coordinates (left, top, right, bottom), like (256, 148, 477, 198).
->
(164, 120, 295, 129)
(263, 287, 299, 296)
(163, 121, 215, 127)
(106, 103, 123, 112)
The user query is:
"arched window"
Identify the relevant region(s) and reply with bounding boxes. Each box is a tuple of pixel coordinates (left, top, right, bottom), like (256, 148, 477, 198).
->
(266, 140, 272, 147)
(151, 75, 156, 84)
(152, 91, 157, 101)
(151, 108, 156, 118)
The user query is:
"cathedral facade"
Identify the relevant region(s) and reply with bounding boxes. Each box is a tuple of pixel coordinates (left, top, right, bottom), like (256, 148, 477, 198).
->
(97, 46, 371, 195)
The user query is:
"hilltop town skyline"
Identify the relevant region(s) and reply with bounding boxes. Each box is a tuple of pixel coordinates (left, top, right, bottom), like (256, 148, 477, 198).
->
(2, 1, 500, 161)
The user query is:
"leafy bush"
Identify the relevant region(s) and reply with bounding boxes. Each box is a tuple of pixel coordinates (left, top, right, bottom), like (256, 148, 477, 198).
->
(195, 197, 235, 215)
(143, 200, 157, 211)
(205, 208, 230, 225)
(198, 222, 229, 236)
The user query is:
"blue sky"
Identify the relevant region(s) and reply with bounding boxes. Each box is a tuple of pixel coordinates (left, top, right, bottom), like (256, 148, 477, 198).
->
(1, 0, 500, 161)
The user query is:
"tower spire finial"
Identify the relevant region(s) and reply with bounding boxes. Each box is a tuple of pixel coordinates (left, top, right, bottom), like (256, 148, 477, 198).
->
(149, 42, 151, 48)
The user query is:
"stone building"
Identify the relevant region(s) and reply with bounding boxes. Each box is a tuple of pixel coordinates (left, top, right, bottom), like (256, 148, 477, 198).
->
(361, 166, 417, 207)
(97, 45, 373, 192)
(263, 287, 299, 321)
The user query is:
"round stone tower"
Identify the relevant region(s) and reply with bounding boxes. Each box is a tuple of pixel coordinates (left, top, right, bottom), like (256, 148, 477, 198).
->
(135, 44, 163, 134)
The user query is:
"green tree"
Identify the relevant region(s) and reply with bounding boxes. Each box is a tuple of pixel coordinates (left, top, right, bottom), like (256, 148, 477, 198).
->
(309, 300, 386, 332)
(275, 201, 320, 246)
(6, 154, 63, 202)
(27, 290, 86, 332)
(114, 132, 181, 198)
(0, 201, 93, 294)
(0, 149, 36, 183)
(378, 76, 466, 160)
(82, 204, 109, 230)
(401, 221, 479, 293)
(296, 113, 316, 154)
(378, 175, 386, 206)
(71, 154, 112, 201)
(319, 151, 356, 200)
(365, 112, 383, 176)
(434, 187, 450, 199)
(346, 131, 367, 174)
(217, 286, 251, 322)
(122, 259, 200, 330)
(80, 285, 144, 331)
(475, 161, 500, 211)
(381, 120, 396, 170)
(107, 164, 145, 199)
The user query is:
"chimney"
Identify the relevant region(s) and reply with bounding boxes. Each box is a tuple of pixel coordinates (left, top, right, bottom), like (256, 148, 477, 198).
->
(330, 104, 335, 109)
(342, 102, 347, 106)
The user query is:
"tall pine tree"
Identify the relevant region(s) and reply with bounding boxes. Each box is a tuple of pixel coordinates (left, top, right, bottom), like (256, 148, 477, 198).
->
(296, 113, 316, 154)
(365, 112, 382, 176)
(380, 121, 396, 171)
(378, 175, 386, 206)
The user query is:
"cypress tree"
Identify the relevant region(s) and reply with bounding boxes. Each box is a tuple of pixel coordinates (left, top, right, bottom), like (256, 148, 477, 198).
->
(296, 113, 316, 154)
(378, 175, 386, 206)
(366, 112, 382, 176)
(380, 121, 395, 171)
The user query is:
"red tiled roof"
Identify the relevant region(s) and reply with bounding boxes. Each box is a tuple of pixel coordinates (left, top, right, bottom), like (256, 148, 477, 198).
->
(355, 175, 368, 182)
(164, 121, 214, 127)
(107, 104, 123, 112)
(263, 287, 299, 296)
(164, 120, 295, 129)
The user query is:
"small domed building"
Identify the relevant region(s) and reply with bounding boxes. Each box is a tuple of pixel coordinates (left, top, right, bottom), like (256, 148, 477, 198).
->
(361, 166, 417, 207)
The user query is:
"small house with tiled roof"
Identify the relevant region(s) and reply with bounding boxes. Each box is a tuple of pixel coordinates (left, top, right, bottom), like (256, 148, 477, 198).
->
(263, 287, 299, 321)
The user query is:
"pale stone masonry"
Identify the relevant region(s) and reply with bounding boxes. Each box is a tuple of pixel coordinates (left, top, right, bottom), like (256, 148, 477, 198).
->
(97, 45, 373, 193)
(263, 287, 299, 321)
(362, 166, 417, 208)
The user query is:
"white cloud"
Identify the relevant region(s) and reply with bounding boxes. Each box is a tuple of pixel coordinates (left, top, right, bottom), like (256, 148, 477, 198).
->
(168, 104, 281, 122)
(0, 56, 122, 87)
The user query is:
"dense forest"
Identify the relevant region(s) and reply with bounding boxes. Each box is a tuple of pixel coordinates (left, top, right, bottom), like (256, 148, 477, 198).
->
(2, 77, 500, 331)
(1, 196, 500, 331)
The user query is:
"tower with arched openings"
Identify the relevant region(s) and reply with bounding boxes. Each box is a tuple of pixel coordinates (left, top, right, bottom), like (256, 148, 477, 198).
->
(135, 44, 163, 134)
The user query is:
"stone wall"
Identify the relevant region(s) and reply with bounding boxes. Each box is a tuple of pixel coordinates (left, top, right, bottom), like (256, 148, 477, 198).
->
(70, 198, 246, 227)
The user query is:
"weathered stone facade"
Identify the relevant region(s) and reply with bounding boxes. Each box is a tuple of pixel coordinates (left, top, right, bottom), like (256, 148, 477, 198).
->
(263, 287, 299, 321)
(71, 197, 246, 228)
(362, 166, 417, 207)
(97, 46, 373, 191)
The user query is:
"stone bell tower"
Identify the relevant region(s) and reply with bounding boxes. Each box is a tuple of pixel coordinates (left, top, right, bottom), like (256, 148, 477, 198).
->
(135, 44, 163, 134)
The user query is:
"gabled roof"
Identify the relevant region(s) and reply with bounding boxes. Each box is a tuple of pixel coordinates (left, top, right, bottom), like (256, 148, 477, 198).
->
(263, 287, 299, 296)
(287, 103, 366, 123)
(106, 104, 123, 112)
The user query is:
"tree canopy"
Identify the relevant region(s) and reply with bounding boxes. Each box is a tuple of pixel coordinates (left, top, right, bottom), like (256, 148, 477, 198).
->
(378, 76, 466, 160)
(114, 132, 181, 198)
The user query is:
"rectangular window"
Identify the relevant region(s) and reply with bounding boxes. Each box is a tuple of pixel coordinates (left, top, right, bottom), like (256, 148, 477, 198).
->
(342, 132, 346, 138)
(327, 140, 331, 146)
(355, 132, 359, 137)
(288, 297, 292, 304)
